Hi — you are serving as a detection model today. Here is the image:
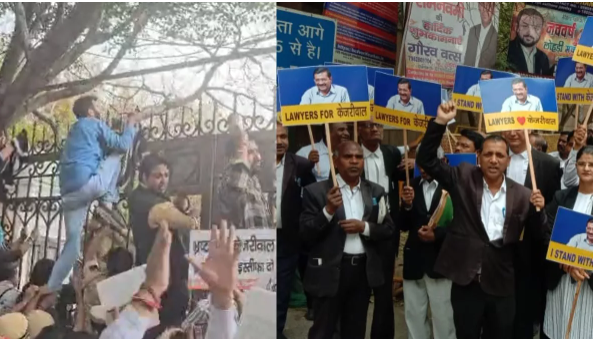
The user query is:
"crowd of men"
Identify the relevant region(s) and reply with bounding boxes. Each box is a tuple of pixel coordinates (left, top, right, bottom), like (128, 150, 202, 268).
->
(277, 100, 593, 339)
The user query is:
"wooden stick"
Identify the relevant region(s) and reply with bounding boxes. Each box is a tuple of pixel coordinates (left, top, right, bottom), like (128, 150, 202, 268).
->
(565, 280, 583, 339)
(583, 102, 593, 127)
(403, 129, 410, 187)
(575, 105, 580, 131)
(477, 111, 483, 133)
(446, 128, 453, 153)
(354, 122, 358, 143)
(325, 123, 338, 187)
(307, 125, 321, 176)
(524, 129, 540, 212)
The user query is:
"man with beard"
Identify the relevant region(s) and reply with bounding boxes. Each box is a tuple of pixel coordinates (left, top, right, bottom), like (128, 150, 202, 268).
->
(500, 128, 561, 338)
(297, 122, 350, 182)
(128, 153, 200, 338)
(464, 3, 497, 68)
(275, 121, 316, 338)
(387, 78, 425, 115)
(300, 141, 394, 338)
(507, 8, 552, 76)
(357, 121, 412, 338)
(300, 67, 350, 104)
(564, 62, 593, 88)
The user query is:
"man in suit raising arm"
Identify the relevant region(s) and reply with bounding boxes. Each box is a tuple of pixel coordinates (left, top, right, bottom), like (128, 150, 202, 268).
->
(416, 102, 548, 339)
(300, 141, 395, 339)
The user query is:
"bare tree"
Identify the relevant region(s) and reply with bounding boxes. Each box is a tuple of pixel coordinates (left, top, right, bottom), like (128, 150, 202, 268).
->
(0, 2, 275, 129)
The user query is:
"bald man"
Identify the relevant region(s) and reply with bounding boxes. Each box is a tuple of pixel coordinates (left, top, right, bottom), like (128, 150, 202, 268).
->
(300, 141, 395, 339)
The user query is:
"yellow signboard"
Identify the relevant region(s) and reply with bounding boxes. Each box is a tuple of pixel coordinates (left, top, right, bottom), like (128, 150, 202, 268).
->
(280, 102, 371, 126)
(484, 111, 558, 133)
(574, 45, 593, 66)
(556, 87, 593, 105)
(372, 106, 431, 132)
(452, 93, 483, 113)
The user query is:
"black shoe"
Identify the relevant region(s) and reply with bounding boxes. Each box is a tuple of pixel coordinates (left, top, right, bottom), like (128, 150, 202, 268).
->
(305, 309, 314, 321)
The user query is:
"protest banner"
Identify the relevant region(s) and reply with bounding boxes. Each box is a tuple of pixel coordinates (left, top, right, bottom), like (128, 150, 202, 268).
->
(452, 66, 517, 113)
(188, 229, 276, 291)
(555, 57, 593, 105)
(573, 17, 593, 67)
(414, 153, 476, 178)
(373, 72, 441, 132)
(480, 77, 558, 133)
(323, 3, 398, 68)
(277, 65, 370, 126)
(404, 3, 499, 87)
(508, 3, 592, 77)
(277, 8, 337, 69)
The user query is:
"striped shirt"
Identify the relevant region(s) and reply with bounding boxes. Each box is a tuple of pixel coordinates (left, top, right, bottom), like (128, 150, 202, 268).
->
(386, 95, 425, 115)
(300, 84, 350, 104)
(501, 94, 543, 112)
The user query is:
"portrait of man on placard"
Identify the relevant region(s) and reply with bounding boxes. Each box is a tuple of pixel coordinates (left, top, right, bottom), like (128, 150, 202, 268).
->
(464, 2, 497, 69)
(507, 7, 552, 76)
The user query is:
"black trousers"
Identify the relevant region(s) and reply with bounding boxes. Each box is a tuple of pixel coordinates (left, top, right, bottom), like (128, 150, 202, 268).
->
(297, 252, 313, 310)
(451, 281, 515, 339)
(308, 254, 371, 339)
(370, 243, 396, 339)
(277, 253, 299, 338)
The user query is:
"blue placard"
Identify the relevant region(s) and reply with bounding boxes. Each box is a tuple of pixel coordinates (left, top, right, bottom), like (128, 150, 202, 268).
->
(325, 62, 394, 100)
(277, 8, 337, 69)
(414, 153, 476, 178)
(547, 207, 593, 271)
(453, 66, 517, 96)
(555, 57, 593, 88)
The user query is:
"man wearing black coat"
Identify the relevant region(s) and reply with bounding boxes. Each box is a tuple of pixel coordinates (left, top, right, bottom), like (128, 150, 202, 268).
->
(507, 7, 552, 76)
(276, 122, 316, 339)
(300, 141, 394, 339)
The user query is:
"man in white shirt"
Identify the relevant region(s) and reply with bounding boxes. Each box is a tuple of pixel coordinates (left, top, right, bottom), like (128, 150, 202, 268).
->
(463, 2, 497, 68)
(296, 123, 350, 182)
(466, 70, 493, 98)
(564, 62, 593, 88)
(501, 78, 543, 112)
(386, 78, 425, 115)
(300, 67, 351, 104)
(300, 141, 394, 339)
(416, 101, 546, 339)
(567, 218, 593, 252)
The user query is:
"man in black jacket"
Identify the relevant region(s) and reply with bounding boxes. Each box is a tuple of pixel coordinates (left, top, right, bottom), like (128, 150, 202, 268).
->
(276, 122, 316, 338)
(501, 129, 561, 338)
(400, 158, 455, 339)
(417, 102, 547, 338)
(357, 120, 412, 339)
(507, 7, 552, 76)
(300, 141, 394, 339)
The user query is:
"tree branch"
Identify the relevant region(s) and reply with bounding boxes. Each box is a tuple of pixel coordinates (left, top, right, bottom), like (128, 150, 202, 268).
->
(38, 45, 274, 93)
(31, 109, 58, 137)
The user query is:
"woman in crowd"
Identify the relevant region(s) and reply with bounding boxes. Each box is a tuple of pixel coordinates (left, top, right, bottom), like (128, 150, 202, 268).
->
(543, 145, 593, 339)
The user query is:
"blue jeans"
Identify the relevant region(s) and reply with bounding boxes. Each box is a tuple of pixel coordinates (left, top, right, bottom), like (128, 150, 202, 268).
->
(47, 154, 122, 292)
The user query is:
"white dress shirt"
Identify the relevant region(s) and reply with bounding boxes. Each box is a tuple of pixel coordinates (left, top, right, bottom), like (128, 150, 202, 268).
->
(323, 174, 370, 255)
(300, 84, 351, 104)
(564, 73, 593, 88)
(573, 192, 593, 215)
(481, 177, 507, 241)
(386, 95, 425, 115)
(501, 94, 543, 112)
(421, 179, 439, 211)
(521, 44, 536, 73)
(296, 140, 330, 182)
(507, 150, 528, 186)
(466, 83, 481, 97)
(275, 155, 285, 228)
(475, 23, 492, 67)
(362, 145, 389, 194)
(548, 151, 568, 190)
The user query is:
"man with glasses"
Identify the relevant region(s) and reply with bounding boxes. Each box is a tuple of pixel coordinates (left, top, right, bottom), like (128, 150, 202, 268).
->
(358, 120, 411, 338)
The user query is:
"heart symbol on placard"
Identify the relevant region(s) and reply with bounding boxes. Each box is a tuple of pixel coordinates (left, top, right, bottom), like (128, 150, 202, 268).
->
(517, 117, 526, 125)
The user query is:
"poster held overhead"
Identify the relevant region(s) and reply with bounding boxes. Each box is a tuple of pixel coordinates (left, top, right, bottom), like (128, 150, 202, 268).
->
(555, 57, 593, 105)
(452, 66, 517, 113)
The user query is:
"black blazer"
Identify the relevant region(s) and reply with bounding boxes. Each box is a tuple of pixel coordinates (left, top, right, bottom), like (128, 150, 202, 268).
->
(417, 120, 549, 297)
(399, 176, 447, 280)
(360, 144, 411, 258)
(463, 24, 497, 68)
(277, 153, 316, 257)
(545, 187, 593, 291)
(299, 179, 395, 297)
(507, 38, 552, 76)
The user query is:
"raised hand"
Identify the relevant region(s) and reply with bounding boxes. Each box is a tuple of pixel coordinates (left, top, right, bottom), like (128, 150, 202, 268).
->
(325, 186, 343, 215)
(435, 101, 457, 125)
(573, 125, 587, 150)
(143, 221, 172, 298)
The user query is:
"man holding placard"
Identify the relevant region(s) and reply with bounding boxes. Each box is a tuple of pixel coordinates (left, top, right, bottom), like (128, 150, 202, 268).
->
(416, 101, 547, 339)
(300, 141, 394, 339)
(296, 123, 350, 182)
(386, 79, 425, 115)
